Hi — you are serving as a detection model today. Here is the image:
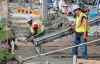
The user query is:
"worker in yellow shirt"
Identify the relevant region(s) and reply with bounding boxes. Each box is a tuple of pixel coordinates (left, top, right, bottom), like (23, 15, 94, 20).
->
(72, 8, 89, 64)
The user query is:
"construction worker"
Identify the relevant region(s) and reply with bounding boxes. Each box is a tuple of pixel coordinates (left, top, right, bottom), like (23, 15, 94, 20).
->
(26, 19, 39, 46)
(27, 19, 39, 36)
(27, 18, 45, 47)
(72, 8, 89, 64)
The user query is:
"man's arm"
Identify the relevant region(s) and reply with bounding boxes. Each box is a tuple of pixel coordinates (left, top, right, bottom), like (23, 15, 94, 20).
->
(82, 17, 88, 32)
(82, 17, 88, 41)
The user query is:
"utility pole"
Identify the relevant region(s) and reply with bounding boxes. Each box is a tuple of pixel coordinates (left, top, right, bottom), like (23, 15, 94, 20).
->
(41, 0, 48, 19)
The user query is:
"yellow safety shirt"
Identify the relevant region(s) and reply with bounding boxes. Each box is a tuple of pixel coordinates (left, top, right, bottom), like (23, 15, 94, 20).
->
(75, 12, 88, 32)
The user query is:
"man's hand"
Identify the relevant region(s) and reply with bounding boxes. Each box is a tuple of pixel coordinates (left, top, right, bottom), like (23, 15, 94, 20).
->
(83, 32, 88, 42)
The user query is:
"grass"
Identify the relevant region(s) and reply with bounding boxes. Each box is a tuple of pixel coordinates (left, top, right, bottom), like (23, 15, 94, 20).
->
(0, 17, 7, 41)
(0, 48, 15, 62)
(0, 30, 7, 41)
(0, 20, 7, 41)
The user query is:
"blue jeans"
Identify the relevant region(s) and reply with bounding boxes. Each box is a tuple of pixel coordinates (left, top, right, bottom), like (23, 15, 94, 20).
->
(72, 32, 88, 59)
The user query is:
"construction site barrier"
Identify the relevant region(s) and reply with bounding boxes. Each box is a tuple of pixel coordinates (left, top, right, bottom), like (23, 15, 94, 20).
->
(16, 7, 40, 17)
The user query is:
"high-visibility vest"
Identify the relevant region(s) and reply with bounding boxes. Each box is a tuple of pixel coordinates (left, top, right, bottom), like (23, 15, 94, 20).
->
(75, 12, 88, 32)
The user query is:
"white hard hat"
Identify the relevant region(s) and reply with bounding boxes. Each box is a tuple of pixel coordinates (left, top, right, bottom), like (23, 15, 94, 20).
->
(72, 4, 80, 11)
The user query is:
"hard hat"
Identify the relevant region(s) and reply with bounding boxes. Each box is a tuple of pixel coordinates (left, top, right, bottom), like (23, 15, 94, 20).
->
(72, 4, 80, 11)
(32, 22, 39, 29)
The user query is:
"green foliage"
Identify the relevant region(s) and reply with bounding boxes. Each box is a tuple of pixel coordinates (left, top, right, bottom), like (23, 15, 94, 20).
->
(0, 17, 7, 41)
(0, 48, 15, 62)
(0, 30, 7, 40)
